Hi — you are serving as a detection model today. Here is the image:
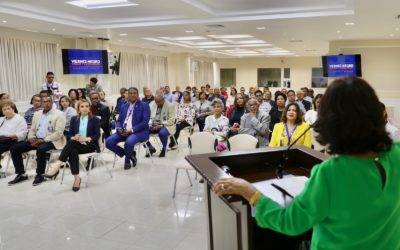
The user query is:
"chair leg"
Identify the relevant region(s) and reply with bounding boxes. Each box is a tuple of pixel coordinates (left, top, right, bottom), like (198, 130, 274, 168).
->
(24, 153, 30, 172)
(172, 168, 179, 198)
(4, 152, 11, 176)
(112, 154, 117, 168)
(99, 154, 112, 178)
(143, 142, 154, 166)
(185, 169, 193, 187)
(60, 162, 67, 184)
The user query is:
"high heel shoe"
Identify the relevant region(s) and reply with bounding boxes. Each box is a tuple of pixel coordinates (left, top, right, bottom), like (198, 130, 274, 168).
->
(72, 178, 81, 192)
(43, 170, 59, 180)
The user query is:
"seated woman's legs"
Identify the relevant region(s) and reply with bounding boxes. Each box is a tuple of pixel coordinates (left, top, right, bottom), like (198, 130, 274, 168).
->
(170, 121, 190, 147)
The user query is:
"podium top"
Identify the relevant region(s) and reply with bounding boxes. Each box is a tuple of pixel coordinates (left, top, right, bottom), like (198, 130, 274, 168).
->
(185, 145, 329, 185)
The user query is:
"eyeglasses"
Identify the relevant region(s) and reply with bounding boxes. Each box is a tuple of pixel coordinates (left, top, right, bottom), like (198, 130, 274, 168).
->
(255, 95, 263, 97)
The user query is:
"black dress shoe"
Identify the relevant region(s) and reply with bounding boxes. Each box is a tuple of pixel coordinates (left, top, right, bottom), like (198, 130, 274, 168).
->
(124, 162, 132, 170)
(32, 175, 45, 186)
(8, 174, 28, 186)
(130, 155, 137, 167)
(159, 150, 166, 158)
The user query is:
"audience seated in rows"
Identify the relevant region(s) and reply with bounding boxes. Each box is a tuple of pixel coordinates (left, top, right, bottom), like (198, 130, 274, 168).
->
(8, 96, 66, 186)
(238, 98, 271, 147)
(106, 87, 150, 170)
(269, 102, 312, 148)
(44, 99, 100, 192)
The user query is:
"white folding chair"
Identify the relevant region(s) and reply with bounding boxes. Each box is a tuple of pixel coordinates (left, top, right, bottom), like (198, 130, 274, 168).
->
(111, 139, 154, 169)
(227, 134, 259, 151)
(60, 130, 112, 187)
(172, 132, 217, 198)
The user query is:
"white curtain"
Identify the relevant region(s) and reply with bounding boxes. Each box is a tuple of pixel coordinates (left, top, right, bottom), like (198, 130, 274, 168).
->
(147, 55, 168, 91)
(0, 37, 57, 101)
(190, 60, 214, 87)
(112, 52, 168, 94)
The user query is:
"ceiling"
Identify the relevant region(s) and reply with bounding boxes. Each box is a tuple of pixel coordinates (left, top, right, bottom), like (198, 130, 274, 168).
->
(0, 0, 399, 57)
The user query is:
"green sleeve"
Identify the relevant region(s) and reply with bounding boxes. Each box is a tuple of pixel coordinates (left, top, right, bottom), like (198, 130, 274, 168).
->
(255, 164, 331, 236)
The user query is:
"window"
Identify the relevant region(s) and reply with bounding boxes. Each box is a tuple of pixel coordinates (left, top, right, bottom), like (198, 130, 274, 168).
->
(220, 68, 236, 87)
(258, 68, 290, 88)
(311, 68, 328, 88)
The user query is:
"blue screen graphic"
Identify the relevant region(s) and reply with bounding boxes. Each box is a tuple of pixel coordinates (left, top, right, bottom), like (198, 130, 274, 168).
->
(326, 55, 358, 77)
(67, 49, 105, 74)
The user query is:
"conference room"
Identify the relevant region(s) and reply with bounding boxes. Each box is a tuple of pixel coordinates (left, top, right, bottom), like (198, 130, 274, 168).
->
(0, 0, 399, 249)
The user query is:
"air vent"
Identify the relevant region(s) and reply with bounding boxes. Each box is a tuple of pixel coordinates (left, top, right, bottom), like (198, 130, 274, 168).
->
(206, 24, 225, 28)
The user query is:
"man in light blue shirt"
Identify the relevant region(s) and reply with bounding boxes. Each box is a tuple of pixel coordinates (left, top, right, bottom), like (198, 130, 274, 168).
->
(164, 85, 174, 103)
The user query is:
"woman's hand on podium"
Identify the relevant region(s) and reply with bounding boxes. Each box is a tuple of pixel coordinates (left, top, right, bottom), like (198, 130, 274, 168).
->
(213, 177, 258, 202)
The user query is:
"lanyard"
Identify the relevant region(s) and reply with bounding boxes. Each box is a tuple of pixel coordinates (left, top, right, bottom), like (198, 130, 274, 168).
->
(285, 123, 297, 143)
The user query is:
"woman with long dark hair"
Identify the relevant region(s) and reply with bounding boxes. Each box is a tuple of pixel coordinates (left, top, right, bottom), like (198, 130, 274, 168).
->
(213, 77, 399, 249)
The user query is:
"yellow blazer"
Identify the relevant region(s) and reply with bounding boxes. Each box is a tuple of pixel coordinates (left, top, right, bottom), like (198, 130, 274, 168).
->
(269, 122, 312, 148)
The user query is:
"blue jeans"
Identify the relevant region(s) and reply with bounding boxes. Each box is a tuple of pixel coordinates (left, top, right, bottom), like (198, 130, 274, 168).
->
(106, 132, 148, 163)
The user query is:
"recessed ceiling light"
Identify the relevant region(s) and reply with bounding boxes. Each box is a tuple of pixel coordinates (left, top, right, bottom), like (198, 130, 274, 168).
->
(66, 0, 139, 9)
(185, 30, 193, 33)
(119, 33, 128, 36)
(338, 36, 343, 39)
(389, 34, 394, 37)
(337, 30, 341, 33)
(117, 39, 122, 42)
(52, 28, 56, 31)
(89, 34, 93, 37)
(344, 22, 355, 26)
(2, 20, 7, 23)
(256, 27, 265, 30)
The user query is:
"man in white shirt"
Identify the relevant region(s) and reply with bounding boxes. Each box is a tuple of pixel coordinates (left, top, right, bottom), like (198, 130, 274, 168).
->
(40, 72, 63, 108)
(255, 90, 272, 114)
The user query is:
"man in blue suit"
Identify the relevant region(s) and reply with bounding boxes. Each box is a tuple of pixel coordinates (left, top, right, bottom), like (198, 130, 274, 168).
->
(106, 87, 150, 170)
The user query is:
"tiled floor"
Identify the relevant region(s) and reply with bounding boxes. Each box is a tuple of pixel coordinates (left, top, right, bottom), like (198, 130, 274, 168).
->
(0, 141, 208, 250)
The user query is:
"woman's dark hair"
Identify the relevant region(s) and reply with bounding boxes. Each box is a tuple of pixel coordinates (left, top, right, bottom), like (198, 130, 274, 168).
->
(234, 93, 246, 109)
(90, 77, 98, 84)
(274, 92, 287, 103)
(77, 88, 87, 99)
(199, 91, 206, 100)
(59, 95, 72, 110)
(282, 102, 303, 125)
(183, 91, 191, 102)
(0, 93, 7, 100)
(312, 93, 323, 110)
(314, 77, 392, 154)
(230, 87, 237, 96)
(30, 94, 41, 104)
(68, 89, 79, 99)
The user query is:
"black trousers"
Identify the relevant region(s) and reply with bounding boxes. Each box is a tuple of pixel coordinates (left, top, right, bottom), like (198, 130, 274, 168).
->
(59, 140, 95, 175)
(196, 118, 205, 132)
(10, 141, 55, 175)
(173, 121, 190, 141)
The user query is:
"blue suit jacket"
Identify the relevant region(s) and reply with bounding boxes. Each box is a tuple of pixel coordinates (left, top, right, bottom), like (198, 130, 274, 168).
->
(69, 116, 101, 152)
(117, 100, 150, 139)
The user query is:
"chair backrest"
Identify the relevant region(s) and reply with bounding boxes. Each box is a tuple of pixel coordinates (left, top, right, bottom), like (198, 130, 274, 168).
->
(188, 132, 217, 155)
(227, 134, 259, 151)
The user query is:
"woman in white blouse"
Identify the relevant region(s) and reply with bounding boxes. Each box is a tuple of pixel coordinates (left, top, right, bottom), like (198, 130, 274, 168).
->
(169, 91, 196, 149)
(0, 101, 28, 167)
(204, 99, 229, 151)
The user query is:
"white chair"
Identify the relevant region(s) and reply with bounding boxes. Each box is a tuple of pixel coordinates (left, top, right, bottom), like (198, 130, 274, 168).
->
(227, 134, 259, 151)
(172, 132, 217, 198)
(111, 139, 154, 169)
(60, 130, 112, 187)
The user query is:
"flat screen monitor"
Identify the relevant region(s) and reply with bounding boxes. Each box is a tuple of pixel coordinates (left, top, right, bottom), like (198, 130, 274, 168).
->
(62, 49, 109, 74)
(322, 54, 362, 77)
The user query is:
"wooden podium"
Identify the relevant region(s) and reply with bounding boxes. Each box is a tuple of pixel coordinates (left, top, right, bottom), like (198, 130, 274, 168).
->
(185, 145, 329, 250)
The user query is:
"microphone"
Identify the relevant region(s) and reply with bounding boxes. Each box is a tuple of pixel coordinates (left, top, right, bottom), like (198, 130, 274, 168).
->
(277, 123, 313, 178)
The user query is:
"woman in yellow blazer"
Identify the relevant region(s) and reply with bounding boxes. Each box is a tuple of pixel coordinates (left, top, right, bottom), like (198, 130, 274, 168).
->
(269, 102, 312, 148)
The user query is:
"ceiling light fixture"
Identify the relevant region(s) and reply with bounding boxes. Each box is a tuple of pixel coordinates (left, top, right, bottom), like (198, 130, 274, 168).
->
(52, 28, 56, 31)
(344, 22, 355, 26)
(66, 0, 139, 9)
(337, 30, 341, 33)
(119, 33, 128, 36)
(256, 27, 266, 30)
(2, 20, 7, 23)
(185, 30, 194, 33)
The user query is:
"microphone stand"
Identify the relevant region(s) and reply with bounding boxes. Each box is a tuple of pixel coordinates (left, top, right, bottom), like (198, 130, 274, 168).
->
(277, 124, 313, 179)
